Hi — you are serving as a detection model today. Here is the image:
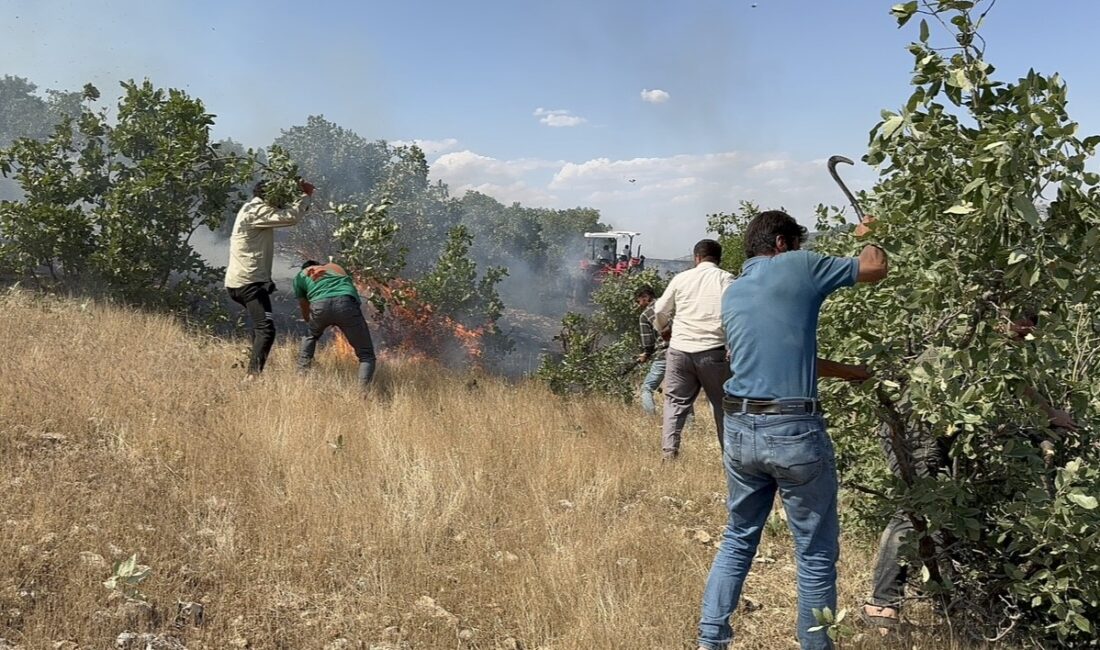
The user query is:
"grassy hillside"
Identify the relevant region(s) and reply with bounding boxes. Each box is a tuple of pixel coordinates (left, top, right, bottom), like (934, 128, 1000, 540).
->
(0, 291, 981, 649)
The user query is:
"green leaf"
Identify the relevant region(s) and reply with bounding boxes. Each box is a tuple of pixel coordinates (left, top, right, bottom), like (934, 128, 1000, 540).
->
(890, 1, 918, 26)
(1007, 250, 1028, 265)
(949, 68, 972, 90)
(1072, 613, 1092, 633)
(1013, 196, 1041, 227)
(881, 115, 905, 140)
(919, 18, 930, 42)
(1068, 493, 1098, 510)
(944, 203, 975, 215)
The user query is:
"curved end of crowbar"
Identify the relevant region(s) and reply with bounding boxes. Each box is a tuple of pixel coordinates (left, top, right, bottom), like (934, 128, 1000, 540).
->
(827, 155, 855, 168)
(826, 155, 865, 220)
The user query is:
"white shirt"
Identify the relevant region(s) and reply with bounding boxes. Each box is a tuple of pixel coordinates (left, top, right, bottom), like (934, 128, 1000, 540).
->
(653, 261, 734, 353)
(224, 195, 310, 288)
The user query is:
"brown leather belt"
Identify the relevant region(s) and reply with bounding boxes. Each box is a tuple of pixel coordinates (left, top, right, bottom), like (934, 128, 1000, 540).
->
(722, 396, 822, 415)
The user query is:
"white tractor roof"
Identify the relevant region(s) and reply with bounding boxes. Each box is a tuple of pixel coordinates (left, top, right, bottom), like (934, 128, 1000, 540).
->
(583, 231, 641, 239)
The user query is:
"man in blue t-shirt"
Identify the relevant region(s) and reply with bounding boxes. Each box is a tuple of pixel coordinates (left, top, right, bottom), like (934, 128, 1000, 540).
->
(696, 211, 889, 650)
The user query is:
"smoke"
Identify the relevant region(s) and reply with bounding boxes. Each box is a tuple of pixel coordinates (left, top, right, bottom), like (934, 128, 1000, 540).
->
(189, 226, 302, 287)
(189, 225, 311, 338)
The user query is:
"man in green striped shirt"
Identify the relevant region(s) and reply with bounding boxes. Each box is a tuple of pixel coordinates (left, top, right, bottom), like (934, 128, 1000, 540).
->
(293, 260, 377, 387)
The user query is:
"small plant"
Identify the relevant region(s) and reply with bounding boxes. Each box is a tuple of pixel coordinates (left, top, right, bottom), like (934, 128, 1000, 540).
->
(103, 553, 151, 601)
(809, 607, 855, 646)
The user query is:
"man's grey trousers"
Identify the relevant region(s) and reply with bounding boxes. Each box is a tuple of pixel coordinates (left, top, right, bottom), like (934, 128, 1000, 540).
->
(661, 346, 730, 456)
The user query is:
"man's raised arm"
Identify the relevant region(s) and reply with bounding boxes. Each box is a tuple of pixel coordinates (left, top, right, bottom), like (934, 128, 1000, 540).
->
(856, 244, 888, 284)
(251, 195, 311, 229)
(854, 215, 888, 284)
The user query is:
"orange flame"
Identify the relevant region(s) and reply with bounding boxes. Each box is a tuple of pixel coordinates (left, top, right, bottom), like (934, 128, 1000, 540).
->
(328, 276, 491, 367)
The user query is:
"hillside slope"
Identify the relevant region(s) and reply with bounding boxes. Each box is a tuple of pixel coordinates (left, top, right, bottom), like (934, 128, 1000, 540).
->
(0, 291, 976, 649)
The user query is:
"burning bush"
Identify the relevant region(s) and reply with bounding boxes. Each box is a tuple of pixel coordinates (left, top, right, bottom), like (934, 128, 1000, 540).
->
(330, 202, 509, 367)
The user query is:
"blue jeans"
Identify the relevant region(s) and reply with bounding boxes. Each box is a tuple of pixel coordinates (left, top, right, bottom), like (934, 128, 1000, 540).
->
(640, 358, 666, 415)
(698, 412, 839, 650)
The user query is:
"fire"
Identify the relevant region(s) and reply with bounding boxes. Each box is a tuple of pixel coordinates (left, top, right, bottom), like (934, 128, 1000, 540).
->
(327, 276, 492, 366)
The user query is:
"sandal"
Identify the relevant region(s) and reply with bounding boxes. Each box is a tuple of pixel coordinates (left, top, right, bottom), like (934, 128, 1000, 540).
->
(859, 604, 900, 630)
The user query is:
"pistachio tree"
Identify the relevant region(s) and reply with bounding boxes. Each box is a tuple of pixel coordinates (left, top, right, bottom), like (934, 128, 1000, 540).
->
(813, 2, 1100, 644)
(706, 200, 758, 274)
(538, 269, 668, 401)
(0, 81, 251, 316)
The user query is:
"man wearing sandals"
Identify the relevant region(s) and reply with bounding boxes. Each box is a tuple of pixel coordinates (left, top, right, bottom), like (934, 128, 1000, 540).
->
(860, 311, 1079, 632)
(695, 210, 889, 650)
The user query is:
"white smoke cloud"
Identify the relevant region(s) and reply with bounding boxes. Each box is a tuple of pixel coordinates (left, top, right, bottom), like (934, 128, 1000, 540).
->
(533, 107, 587, 128)
(640, 88, 670, 104)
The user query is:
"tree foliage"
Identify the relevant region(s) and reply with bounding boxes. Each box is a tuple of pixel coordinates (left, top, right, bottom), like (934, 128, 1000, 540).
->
(815, 2, 1100, 644)
(0, 80, 252, 317)
(416, 225, 507, 330)
(0, 75, 81, 149)
(706, 200, 758, 274)
(274, 115, 602, 311)
(538, 269, 668, 401)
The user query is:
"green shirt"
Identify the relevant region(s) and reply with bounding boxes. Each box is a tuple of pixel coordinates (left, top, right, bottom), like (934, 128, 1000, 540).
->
(292, 263, 360, 303)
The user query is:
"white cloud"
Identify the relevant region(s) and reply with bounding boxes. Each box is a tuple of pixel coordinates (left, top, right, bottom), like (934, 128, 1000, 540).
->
(549, 152, 741, 190)
(462, 182, 559, 206)
(749, 159, 790, 173)
(640, 88, 670, 104)
(430, 150, 562, 205)
(533, 107, 587, 128)
(428, 147, 876, 257)
(431, 150, 558, 186)
(390, 137, 459, 157)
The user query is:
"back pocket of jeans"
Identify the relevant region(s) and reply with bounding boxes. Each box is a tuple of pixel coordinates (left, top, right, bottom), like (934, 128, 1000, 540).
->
(764, 429, 824, 486)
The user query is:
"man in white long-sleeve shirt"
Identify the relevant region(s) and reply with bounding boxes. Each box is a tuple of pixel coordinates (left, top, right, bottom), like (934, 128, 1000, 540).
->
(225, 179, 314, 376)
(653, 239, 734, 459)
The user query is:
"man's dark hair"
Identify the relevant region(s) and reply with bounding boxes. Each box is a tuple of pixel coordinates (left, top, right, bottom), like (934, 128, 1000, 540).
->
(634, 285, 656, 300)
(301, 259, 320, 270)
(252, 181, 267, 199)
(744, 210, 808, 258)
(693, 239, 723, 263)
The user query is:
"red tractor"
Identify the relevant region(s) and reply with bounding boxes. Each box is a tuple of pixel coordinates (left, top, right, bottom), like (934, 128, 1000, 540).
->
(581, 230, 644, 277)
(571, 231, 645, 303)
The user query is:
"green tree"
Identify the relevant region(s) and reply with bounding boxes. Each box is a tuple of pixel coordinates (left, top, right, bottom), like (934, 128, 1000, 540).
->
(706, 200, 758, 274)
(814, 2, 1100, 644)
(0, 75, 80, 148)
(538, 268, 668, 401)
(0, 80, 252, 317)
(416, 224, 507, 330)
(273, 114, 389, 204)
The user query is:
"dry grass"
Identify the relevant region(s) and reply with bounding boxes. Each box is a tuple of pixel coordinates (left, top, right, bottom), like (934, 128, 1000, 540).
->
(0, 291, 986, 649)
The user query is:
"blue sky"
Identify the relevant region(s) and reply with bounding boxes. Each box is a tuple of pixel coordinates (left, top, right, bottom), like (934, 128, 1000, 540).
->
(3, 0, 1099, 257)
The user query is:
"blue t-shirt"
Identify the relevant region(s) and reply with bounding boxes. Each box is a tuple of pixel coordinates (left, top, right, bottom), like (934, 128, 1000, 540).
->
(722, 250, 859, 399)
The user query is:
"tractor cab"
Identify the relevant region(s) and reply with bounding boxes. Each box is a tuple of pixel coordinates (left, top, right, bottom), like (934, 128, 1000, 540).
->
(581, 231, 644, 277)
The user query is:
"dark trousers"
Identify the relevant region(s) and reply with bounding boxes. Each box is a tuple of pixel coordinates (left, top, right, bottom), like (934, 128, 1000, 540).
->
(869, 423, 947, 608)
(299, 295, 377, 386)
(227, 282, 276, 375)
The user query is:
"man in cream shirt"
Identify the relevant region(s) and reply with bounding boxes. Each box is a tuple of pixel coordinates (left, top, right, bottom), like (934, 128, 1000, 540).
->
(225, 179, 314, 377)
(653, 239, 734, 459)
